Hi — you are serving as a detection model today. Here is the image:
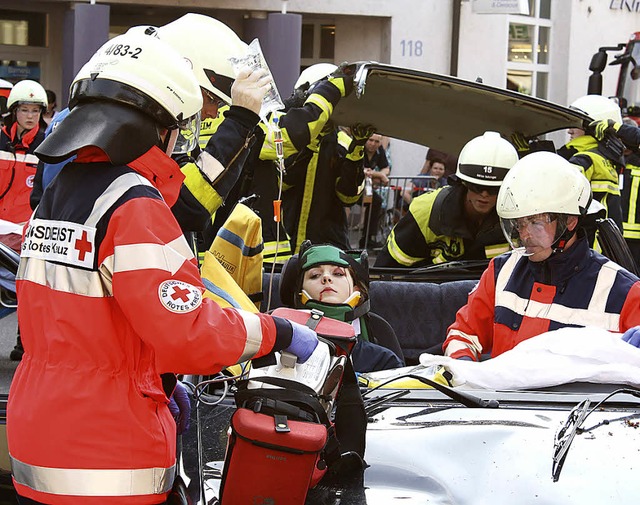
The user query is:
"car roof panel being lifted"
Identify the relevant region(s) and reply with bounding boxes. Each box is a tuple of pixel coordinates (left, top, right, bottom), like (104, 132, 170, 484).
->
(331, 62, 590, 154)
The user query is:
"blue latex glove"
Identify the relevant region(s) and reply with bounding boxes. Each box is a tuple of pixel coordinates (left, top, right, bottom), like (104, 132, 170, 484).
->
(622, 326, 640, 348)
(285, 321, 319, 363)
(168, 381, 191, 434)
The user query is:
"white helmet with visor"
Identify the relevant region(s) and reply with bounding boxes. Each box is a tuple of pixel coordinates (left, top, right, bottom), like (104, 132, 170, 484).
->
(156, 13, 248, 105)
(570, 94, 622, 124)
(497, 151, 592, 254)
(37, 32, 202, 165)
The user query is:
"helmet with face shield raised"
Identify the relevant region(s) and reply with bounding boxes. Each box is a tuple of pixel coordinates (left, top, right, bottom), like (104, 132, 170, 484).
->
(496, 151, 592, 251)
(35, 32, 202, 166)
(155, 13, 249, 106)
(569, 94, 622, 124)
(455, 131, 519, 191)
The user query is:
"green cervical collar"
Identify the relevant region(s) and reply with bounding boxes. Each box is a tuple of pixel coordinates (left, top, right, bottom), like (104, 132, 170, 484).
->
(304, 298, 371, 323)
(303, 299, 371, 341)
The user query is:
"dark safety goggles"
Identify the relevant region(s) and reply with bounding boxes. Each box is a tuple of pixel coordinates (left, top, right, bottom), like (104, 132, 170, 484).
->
(464, 182, 500, 196)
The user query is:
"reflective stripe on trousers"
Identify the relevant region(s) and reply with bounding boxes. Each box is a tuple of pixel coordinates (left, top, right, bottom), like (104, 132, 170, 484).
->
(11, 456, 175, 496)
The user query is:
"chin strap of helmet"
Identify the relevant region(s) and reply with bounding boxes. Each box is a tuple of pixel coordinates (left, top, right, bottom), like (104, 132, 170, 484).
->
(551, 215, 576, 254)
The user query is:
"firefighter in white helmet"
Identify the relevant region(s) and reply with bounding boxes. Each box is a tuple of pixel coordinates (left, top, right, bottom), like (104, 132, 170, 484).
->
(0, 80, 47, 227)
(375, 131, 519, 267)
(444, 151, 640, 361)
(557, 94, 625, 231)
(8, 32, 317, 505)
(204, 61, 361, 263)
(31, 14, 270, 235)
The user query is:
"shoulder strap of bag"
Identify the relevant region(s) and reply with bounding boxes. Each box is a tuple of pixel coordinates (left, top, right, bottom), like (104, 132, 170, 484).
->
(333, 358, 366, 459)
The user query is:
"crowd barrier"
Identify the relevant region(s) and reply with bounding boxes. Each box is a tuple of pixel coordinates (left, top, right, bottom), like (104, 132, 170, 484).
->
(348, 175, 438, 249)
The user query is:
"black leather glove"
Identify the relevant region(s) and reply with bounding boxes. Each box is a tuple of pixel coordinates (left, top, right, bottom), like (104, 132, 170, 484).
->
(345, 123, 376, 161)
(283, 86, 308, 111)
(586, 119, 621, 141)
(510, 132, 531, 157)
(328, 62, 358, 97)
(350, 123, 377, 146)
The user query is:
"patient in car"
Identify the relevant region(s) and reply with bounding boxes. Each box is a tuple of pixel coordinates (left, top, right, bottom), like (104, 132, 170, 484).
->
(280, 241, 404, 372)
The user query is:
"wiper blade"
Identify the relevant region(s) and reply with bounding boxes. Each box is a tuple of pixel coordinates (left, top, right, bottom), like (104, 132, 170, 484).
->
(552, 388, 640, 482)
(360, 371, 499, 409)
(552, 398, 591, 482)
(364, 389, 410, 416)
(407, 374, 500, 409)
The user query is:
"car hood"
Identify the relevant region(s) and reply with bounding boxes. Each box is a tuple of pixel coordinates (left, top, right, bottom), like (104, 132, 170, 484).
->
(332, 62, 590, 155)
(184, 388, 640, 505)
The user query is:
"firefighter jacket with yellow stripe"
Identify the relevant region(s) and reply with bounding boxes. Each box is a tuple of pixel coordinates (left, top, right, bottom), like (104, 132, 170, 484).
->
(282, 128, 365, 253)
(622, 151, 640, 242)
(0, 122, 44, 223)
(172, 105, 260, 234)
(558, 135, 623, 229)
(443, 235, 640, 361)
(211, 76, 350, 262)
(8, 146, 295, 505)
(374, 181, 509, 268)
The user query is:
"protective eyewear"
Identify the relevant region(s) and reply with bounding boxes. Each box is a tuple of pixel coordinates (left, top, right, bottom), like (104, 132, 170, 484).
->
(510, 213, 557, 232)
(500, 213, 563, 254)
(464, 182, 500, 196)
(203, 88, 227, 109)
(172, 111, 202, 155)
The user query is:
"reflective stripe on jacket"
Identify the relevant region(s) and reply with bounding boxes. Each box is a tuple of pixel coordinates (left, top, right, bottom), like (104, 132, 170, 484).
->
(622, 154, 640, 240)
(0, 124, 44, 223)
(8, 146, 292, 504)
(443, 236, 640, 360)
(375, 183, 508, 268)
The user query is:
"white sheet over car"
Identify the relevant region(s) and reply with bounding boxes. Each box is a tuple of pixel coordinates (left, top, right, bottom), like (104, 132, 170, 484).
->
(417, 327, 640, 390)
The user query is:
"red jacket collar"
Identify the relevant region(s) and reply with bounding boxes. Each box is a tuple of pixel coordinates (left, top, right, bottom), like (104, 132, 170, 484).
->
(2, 123, 40, 152)
(75, 146, 184, 207)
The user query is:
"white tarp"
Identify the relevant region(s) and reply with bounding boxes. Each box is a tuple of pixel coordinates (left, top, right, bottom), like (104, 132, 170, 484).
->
(417, 327, 640, 390)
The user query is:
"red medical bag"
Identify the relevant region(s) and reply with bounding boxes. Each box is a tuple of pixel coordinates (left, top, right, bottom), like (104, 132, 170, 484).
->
(219, 308, 365, 505)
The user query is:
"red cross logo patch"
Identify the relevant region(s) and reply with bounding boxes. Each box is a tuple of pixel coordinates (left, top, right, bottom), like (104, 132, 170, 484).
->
(74, 231, 93, 262)
(158, 279, 202, 313)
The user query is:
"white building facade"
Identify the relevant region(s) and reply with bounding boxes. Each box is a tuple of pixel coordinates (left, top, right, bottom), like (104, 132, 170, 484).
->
(1, 0, 639, 173)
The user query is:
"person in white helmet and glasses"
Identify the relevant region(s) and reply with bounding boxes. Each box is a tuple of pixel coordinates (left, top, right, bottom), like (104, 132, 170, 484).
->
(7, 32, 317, 505)
(375, 131, 518, 267)
(444, 151, 640, 361)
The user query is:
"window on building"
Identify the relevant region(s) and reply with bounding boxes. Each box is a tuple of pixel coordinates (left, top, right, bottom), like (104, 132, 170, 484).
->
(0, 10, 46, 47)
(506, 0, 551, 98)
(300, 20, 335, 72)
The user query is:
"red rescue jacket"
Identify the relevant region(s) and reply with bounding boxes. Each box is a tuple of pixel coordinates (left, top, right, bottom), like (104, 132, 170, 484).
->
(0, 123, 44, 223)
(8, 146, 293, 504)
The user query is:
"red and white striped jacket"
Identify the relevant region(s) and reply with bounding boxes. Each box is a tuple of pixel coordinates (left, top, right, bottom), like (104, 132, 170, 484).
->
(8, 146, 293, 505)
(0, 122, 45, 223)
(444, 236, 640, 360)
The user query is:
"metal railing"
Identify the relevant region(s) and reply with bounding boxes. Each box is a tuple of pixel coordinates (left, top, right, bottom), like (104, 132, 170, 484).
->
(349, 175, 439, 250)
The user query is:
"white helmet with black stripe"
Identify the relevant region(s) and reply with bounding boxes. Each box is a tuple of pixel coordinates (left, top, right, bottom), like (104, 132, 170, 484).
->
(36, 32, 202, 165)
(455, 131, 519, 187)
